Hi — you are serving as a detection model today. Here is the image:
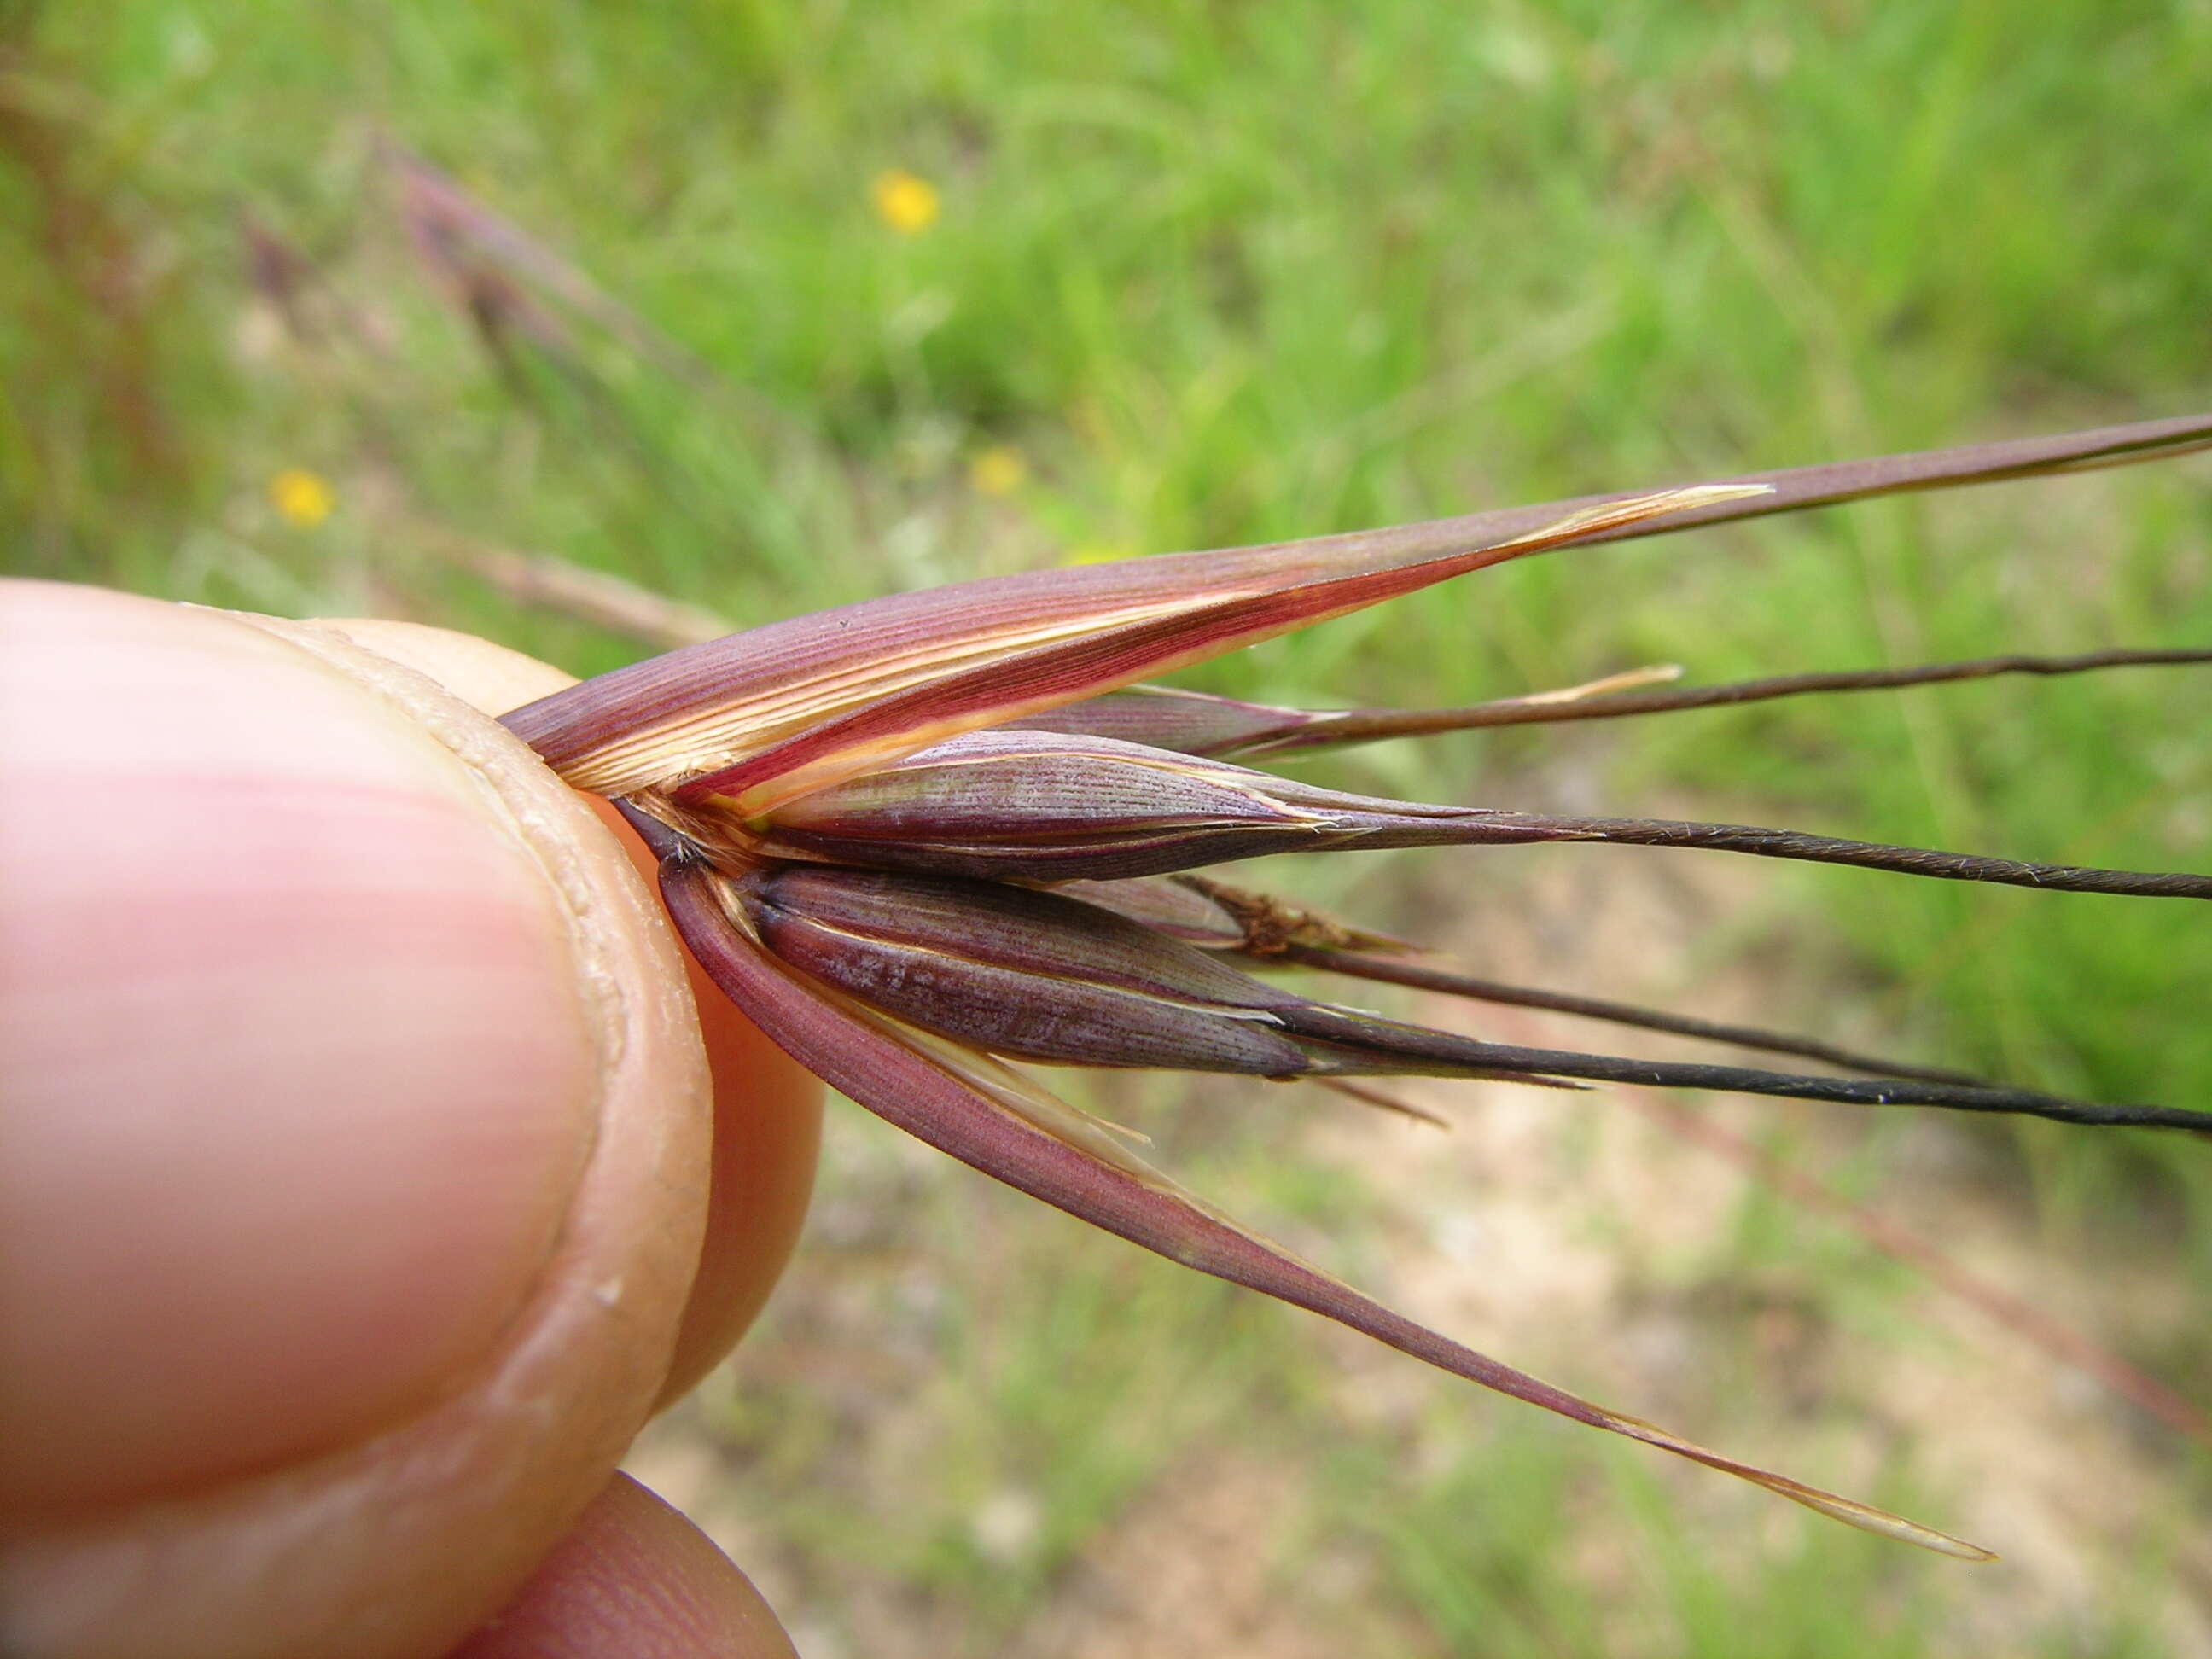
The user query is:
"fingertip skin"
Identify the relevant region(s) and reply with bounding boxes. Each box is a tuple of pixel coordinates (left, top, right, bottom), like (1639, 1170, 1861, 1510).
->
(453, 1475, 798, 1659)
(0, 587, 715, 1659)
(0, 590, 603, 1512)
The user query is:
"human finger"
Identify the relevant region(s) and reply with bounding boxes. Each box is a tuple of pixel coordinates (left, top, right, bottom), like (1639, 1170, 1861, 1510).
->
(1, 585, 712, 1657)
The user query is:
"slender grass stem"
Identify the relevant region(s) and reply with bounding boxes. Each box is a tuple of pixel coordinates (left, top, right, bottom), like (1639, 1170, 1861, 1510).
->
(1352, 1037, 2212, 1132)
(1252, 647, 2212, 751)
(1468, 812, 2212, 899)
(1278, 944, 1991, 1086)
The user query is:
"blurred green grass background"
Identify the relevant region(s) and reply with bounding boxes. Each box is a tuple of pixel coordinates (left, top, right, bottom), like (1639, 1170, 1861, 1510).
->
(6, 2, 2209, 1652)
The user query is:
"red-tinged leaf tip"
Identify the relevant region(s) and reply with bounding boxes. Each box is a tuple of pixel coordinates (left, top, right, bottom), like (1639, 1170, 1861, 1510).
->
(506, 484, 1761, 805)
(1410, 409, 2212, 550)
(652, 854, 1993, 1561)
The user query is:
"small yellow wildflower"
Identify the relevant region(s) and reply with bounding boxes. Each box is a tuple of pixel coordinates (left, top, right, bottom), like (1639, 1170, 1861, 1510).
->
(968, 445, 1026, 497)
(871, 169, 940, 235)
(268, 468, 335, 528)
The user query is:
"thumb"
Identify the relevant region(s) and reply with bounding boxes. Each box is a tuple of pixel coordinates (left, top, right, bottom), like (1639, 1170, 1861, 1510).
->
(0, 583, 714, 1658)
